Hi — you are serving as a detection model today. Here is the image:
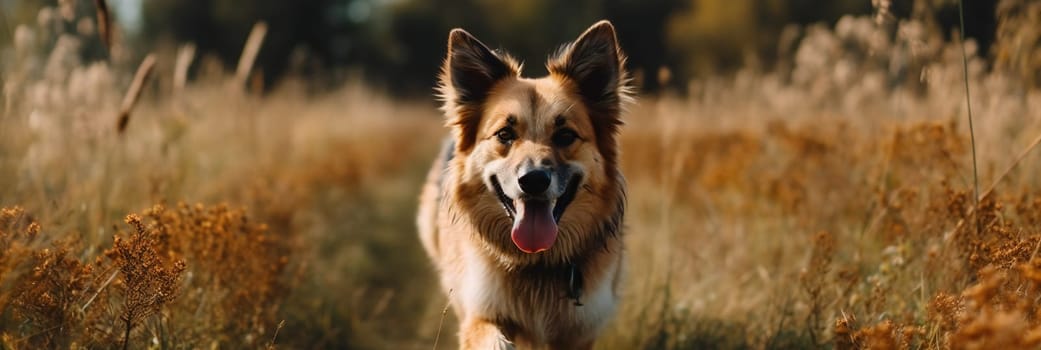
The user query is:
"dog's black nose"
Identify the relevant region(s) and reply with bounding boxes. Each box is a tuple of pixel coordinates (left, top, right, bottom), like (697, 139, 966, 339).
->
(518, 170, 551, 195)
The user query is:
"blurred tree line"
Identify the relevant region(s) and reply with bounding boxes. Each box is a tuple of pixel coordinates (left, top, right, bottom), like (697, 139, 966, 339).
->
(1, 0, 1000, 94)
(139, 0, 878, 94)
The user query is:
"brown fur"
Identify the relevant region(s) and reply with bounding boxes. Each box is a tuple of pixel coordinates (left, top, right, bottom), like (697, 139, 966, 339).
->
(418, 21, 631, 349)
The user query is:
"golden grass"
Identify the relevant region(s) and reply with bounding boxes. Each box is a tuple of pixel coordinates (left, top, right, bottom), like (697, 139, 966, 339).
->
(5, 3, 1041, 349)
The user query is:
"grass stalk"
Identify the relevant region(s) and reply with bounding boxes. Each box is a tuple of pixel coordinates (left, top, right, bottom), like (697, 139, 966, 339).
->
(957, 0, 981, 236)
(235, 22, 268, 91)
(93, 0, 112, 51)
(174, 44, 197, 95)
(432, 289, 453, 350)
(117, 54, 157, 134)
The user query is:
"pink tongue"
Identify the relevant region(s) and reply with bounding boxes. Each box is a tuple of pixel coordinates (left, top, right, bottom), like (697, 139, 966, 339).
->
(511, 201, 558, 253)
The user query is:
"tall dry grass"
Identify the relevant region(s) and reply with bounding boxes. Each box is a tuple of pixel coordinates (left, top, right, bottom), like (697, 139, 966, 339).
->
(3, 1, 1041, 349)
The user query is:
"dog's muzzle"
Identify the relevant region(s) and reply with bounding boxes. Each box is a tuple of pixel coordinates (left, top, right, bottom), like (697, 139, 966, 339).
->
(490, 173, 581, 253)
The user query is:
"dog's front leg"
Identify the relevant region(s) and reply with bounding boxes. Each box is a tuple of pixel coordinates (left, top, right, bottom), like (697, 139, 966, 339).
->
(460, 317, 513, 350)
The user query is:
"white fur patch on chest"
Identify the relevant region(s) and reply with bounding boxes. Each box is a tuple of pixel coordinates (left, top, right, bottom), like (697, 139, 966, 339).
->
(572, 267, 617, 333)
(460, 253, 508, 316)
(457, 251, 619, 343)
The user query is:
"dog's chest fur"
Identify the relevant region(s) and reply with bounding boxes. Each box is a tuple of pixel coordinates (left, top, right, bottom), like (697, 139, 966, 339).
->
(457, 248, 620, 344)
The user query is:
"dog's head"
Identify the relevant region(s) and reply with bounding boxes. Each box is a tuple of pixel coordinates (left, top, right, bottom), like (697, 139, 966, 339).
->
(439, 21, 629, 264)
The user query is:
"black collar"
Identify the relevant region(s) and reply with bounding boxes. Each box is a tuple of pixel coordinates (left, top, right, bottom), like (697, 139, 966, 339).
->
(567, 263, 583, 306)
(512, 260, 585, 307)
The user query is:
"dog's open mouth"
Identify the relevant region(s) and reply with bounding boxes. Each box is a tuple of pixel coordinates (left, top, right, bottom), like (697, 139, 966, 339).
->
(490, 174, 581, 254)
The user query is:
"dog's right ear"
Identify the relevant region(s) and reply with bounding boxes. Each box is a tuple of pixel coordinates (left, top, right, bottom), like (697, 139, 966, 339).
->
(438, 29, 519, 152)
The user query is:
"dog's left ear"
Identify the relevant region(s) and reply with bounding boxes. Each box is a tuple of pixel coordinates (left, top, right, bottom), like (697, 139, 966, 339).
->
(549, 21, 629, 165)
(549, 21, 628, 118)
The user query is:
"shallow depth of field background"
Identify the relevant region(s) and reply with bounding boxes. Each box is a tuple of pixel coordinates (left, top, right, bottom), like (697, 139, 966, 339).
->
(3, 0, 1041, 349)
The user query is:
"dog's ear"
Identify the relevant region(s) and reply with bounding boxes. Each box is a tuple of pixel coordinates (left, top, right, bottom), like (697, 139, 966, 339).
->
(548, 21, 630, 167)
(438, 29, 519, 152)
(549, 21, 628, 119)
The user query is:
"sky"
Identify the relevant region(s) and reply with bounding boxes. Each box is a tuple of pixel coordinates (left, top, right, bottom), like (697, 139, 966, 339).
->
(110, 0, 141, 33)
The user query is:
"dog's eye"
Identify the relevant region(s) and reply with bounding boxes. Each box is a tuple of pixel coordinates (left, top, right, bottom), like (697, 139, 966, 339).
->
(552, 129, 578, 147)
(496, 128, 516, 145)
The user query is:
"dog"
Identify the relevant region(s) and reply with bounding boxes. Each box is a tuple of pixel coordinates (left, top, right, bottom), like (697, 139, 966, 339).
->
(417, 20, 630, 349)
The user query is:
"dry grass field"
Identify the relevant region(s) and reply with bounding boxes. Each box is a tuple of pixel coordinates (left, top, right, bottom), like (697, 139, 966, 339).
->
(4, 2, 1041, 349)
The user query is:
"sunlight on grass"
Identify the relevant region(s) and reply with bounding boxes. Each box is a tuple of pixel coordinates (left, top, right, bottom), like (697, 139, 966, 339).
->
(4, 2, 1041, 349)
